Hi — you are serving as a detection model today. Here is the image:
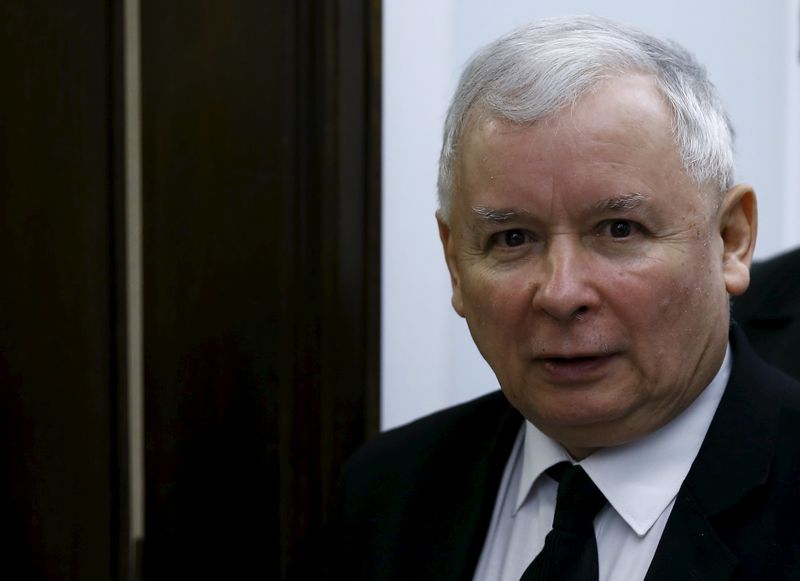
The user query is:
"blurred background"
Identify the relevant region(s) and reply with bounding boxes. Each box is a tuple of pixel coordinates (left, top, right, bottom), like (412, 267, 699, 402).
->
(1, 0, 797, 579)
(2, 1, 380, 579)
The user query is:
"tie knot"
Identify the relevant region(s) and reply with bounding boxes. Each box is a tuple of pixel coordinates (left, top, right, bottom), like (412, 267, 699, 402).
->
(547, 463, 606, 533)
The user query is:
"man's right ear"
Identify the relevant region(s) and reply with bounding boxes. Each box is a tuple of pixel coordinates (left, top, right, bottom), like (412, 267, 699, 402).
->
(436, 212, 466, 317)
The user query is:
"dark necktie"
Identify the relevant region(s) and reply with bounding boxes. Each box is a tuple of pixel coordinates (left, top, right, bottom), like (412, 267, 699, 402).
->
(519, 462, 607, 581)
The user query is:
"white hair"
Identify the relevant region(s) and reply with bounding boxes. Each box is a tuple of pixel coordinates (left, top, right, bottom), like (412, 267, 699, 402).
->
(437, 15, 736, 220)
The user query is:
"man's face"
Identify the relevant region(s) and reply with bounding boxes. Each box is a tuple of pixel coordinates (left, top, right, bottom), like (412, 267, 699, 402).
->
(438, 75, 755, 458)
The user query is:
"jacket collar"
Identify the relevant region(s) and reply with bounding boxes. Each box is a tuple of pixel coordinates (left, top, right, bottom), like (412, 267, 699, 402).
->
(644, 325, 781, 580)
(446, 394, 523, 581)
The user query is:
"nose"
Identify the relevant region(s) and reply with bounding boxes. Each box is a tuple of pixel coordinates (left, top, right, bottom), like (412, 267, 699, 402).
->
(531, 237, 599, 322)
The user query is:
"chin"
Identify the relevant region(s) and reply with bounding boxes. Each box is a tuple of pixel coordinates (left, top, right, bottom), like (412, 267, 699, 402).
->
(524, 399, 639, 444)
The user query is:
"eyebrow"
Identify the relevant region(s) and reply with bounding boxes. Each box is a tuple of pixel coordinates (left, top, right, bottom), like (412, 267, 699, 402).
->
(594, 193, 644, 212)
(471, 206, 530, 223)
(471, 193, 644, 224)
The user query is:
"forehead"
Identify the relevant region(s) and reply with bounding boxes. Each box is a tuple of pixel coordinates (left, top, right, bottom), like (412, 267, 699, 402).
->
(463, 74, 677, 163)
(455, 75, 703, 213)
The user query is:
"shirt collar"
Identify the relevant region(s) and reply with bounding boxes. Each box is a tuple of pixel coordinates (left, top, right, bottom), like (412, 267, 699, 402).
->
(514, 345, 732, 536)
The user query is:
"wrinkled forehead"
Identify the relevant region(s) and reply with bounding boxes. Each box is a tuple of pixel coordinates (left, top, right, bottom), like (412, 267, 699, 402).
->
(455, 75, 717, 212)
(463, 73, 674, 144)
(456, 81, 719, 221)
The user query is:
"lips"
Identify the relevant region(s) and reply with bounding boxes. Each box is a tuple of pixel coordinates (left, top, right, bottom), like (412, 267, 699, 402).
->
(541, 354, 603, 362)
(537, 353, 618, 383)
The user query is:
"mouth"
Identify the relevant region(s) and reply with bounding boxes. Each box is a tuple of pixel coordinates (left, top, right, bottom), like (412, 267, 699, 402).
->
(544, 354, 602, 363)
(537, 353, 618, 383)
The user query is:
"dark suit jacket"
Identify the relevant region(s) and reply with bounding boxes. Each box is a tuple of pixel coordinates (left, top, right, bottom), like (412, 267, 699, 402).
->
(327, 327, 800, 580)
(733, 247, 800, 381)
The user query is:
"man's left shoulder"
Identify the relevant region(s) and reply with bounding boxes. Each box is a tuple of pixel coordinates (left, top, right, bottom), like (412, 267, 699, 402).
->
(342, 390, 518, 486)
(324, 391, 522, 580)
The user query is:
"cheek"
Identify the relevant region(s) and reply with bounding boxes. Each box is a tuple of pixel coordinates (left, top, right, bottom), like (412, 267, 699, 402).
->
(605, 259, 695, 327)
(462, 269, 530, 315)
(460, 270, 532, 345)
(617, 254, 723, 342)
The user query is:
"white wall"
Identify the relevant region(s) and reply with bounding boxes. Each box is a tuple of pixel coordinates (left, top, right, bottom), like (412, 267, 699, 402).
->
(382, 0, 800, 430)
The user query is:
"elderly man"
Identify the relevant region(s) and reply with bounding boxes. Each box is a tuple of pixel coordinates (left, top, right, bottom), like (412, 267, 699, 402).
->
(327, 16, 800, 580)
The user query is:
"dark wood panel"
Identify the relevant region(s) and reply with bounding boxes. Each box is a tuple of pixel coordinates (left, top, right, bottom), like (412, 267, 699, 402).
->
(141, 1, 287, 578)
(281, 2, 382, 577)
(0, 1, 126, 579)
(141, 0, 380, 578)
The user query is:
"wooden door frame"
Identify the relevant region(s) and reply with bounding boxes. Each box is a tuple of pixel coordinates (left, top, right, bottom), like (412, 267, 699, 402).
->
(141, 1, 381, 578)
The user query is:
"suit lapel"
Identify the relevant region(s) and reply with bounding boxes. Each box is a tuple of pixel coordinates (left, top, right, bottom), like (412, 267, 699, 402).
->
(643, 493, 736, 581)
(440, 395, 522, 581)
(645, 327, 780, 581)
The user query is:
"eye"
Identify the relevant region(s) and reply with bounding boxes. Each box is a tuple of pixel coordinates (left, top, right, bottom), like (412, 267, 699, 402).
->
(610, 220, 632, 238)
(485, 228, 537, 258)
(600, 219, 637, 239)
(501, 229, 528, 247)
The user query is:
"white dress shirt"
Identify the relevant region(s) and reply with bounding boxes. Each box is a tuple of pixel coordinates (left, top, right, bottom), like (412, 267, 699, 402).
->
(474, 346, 731, 581)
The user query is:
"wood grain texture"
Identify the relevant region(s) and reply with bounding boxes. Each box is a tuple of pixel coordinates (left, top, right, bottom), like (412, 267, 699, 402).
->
(0, 1, 126, 578)
(140, 1, 381, 578)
